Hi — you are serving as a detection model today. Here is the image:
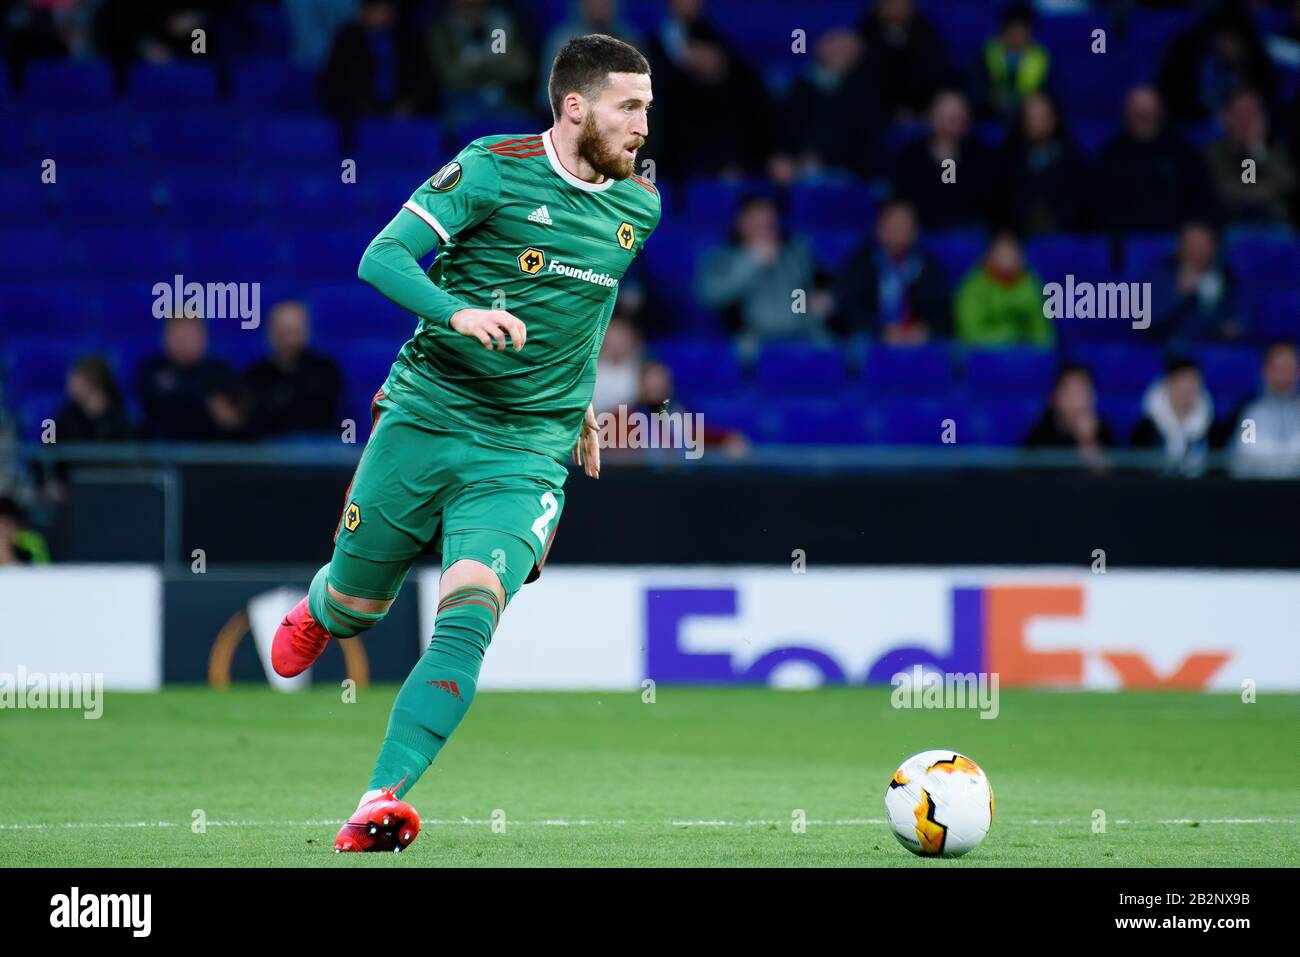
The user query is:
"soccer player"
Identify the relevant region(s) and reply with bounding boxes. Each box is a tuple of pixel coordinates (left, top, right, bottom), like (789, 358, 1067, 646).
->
(270, 34, 659, 851)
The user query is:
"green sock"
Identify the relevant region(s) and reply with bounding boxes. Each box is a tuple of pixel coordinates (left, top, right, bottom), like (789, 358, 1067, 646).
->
(307, 564, 386, 638)
(369, 586, 501, 797)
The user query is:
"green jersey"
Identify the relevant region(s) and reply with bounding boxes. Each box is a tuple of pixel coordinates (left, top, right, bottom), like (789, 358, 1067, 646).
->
(357, 130, 661, 463)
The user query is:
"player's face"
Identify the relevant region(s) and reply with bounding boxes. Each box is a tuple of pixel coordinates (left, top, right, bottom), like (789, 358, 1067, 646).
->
(578, 72, 652, 180)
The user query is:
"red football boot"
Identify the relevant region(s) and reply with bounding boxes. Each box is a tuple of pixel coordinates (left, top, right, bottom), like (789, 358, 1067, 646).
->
(334, 784, 420, 853)
(271, 596, 331, 678)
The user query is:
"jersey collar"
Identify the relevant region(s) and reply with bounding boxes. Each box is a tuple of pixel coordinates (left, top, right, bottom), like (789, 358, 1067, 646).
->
(543, 127, 614, 193)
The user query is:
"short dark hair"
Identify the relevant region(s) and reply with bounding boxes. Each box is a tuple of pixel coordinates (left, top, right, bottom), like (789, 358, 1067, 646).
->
(548, 33, 651, 120)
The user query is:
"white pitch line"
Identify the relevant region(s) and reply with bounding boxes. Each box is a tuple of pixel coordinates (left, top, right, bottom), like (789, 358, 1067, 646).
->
(0, 817, 1293, 831)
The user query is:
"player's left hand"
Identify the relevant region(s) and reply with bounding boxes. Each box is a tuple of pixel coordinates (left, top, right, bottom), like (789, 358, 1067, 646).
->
(573, 404, 600, 479)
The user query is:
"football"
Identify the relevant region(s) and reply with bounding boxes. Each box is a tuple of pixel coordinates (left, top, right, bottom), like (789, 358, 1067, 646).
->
(885, 749, 994, 858)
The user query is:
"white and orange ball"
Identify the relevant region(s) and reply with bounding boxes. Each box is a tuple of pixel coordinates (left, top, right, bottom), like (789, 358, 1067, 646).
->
(884, 749, 994, 858)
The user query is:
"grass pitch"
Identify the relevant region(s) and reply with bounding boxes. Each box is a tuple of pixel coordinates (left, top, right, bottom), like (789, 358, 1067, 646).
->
(1, 686, 1295, 867)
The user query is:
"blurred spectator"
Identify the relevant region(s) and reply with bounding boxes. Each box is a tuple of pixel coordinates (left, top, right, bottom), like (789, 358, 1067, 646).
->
(1096, 85, 1215, 234)
(1025, 364, 1114, 469)
(593, 316, 644, 415)
(647, 0, 776, 177)
(632, 361, 749, 457)
(427, 0, 534, 126)
(857, 0, 950, 120)
(830, 200, 950, 344)
(1231, 341, 1300, 478)
(1132, 358, 1215, 476)
(892, 90, 997, 229)
(998, 92, 1092, 234)
(1145, 221, 1243, 346)
(954, 230, 1051, 346)
(137, 315, 247, 442)
(976, 3, 1051, 121)
(244, 301, 342, 438)
(286, 0, 360, 68)
(319, 0, 434, 119)
(94, 0, 215, 65)
(8, 0, 98, 62)
(1157, 4, 1277, 125)
(772, 28, 884, 182)
(56, 356, 135, 442)
(695, 195, 829, 342)
(1204, 88, 1296, 226)
(0, 496, 49, 566)
(535, 0, 643, 115)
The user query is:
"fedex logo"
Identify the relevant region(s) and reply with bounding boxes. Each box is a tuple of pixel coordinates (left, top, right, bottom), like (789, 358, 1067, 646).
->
(645, 585, 1231, 690)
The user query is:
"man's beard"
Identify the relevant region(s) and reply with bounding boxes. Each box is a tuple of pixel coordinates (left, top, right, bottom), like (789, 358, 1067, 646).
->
(576, 114, 638, 181)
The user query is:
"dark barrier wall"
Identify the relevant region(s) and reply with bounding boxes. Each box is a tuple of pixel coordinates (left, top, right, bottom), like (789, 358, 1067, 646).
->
(125, 466, 1300, 569)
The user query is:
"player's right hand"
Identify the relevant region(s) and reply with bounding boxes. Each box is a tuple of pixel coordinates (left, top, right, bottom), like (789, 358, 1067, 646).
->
(449, 308, 527, 352)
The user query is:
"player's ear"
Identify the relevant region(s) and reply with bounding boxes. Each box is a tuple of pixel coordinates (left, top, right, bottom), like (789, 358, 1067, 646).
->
(561, 91, 585, 125)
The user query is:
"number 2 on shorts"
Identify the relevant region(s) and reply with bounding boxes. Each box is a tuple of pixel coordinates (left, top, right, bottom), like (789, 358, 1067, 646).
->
(531, 491, 558, 546)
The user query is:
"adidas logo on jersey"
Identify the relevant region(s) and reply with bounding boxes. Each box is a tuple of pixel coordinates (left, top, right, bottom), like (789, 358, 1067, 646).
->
(527, 205, 553, 225)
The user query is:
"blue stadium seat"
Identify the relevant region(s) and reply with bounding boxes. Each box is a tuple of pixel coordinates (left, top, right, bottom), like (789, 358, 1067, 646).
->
(1194, 345, 1261, 411)
(922, 231, 984, 290)
(806, 230, 861, 271)
(651, 338, 742, 398)
(768, 397, 869, 444)
(966, 398, 1041, 447)
(1025, 235, 1112, 286)
(15, 393, 65, 441)
(1228, 236, 1300, 288)
(75, 169, 167, 224)
(29, 114, 140, 162)
(3, 338, 80, 401)
(787, 182, 876, 232)
(964, 347, 1056, 399)
(1068, 343, 1163, 397)
(127, 63, 218, 108)
(1097, 397, 1144, 444)
(21, 60, 115, 108)
(451, 115, 540, 148)
(1246, 289, 1300, 344)
(159, 172, 264, 225)
(0, 228, 72, 278)
(356, 119, 445, 169)
(861, 344, 953, 396)
(231, 60, 315, 111)
(1070, 119, 1117, 159)
(1123, 233, 1178, 279)
(308, 284, 412, 341)
(88, 280, 170, 335)
(691, 393, 761, 439)
(0, 170, 60, 223)
(184, 227, 282, 276)
(864, 398, 950, 445)
(755, 342, 847, 394)
(641, 225, 709, 309)
(245, 115, 342, 166)
(80, 227, 190, 280)
(269, 171, 376, 225)
(0, 282, 93, 335)
(135, 112, 247, 167)
(685, 178, 775, 233)
(284, 228, 372, 281)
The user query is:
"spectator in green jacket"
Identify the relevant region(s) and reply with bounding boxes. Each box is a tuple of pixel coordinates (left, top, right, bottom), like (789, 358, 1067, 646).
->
(955, 230, 1053, 346)
(979, 3, 1051, 120)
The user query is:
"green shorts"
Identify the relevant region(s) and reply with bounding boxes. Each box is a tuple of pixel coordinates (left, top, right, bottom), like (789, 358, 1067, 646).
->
(327, 392, 568, 603)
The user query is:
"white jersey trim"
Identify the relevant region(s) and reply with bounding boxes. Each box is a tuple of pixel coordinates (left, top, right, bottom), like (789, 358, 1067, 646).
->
(543, 127, 614, 193)
(401, 201, 451, 243)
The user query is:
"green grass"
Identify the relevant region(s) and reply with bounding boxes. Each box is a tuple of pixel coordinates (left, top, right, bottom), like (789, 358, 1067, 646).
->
(1, 686, 1296, 867)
